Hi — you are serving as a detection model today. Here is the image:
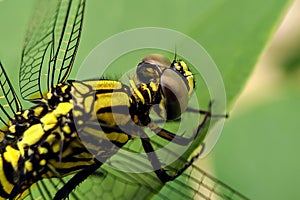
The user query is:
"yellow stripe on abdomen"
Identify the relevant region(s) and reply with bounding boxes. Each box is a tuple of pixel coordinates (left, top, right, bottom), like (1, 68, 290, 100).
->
(0, 155, 14, 196)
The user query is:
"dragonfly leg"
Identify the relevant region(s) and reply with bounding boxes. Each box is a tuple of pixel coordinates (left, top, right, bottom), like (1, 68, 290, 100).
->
(149, 101, 213, 145)
(143, 101, 227, 182)
(53, 160, 102, 200)
(150, 101, 227, 145)
(141, 135, 205, 182)
(141, 136, 174, 182)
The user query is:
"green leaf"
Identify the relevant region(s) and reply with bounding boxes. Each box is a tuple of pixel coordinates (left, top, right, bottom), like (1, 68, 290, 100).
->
(212, 87, 300, 200)
(74, 0, 292, 199)
(0, 0, 293, 199)
(187, 0, 293, 105)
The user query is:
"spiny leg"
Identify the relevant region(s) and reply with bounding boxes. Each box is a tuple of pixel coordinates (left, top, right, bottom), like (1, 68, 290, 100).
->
(141, 136, 175, 182)
(144, 101, 227, 182)
(53, 160, 102, 200)
(142, 115, 208, 182)
(149, 101, 225, 145)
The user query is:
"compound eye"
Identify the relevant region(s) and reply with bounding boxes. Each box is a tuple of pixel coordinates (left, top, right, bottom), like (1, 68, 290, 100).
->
(136, 62, 162, 83)
(160, 69, 189, 120)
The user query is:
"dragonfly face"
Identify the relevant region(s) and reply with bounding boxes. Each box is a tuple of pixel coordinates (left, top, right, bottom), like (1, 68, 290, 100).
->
(0, 0, 249, 200)
(136, 54, 194, 120)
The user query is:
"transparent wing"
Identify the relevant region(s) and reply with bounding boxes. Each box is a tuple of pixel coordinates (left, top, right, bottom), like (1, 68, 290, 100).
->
(19, 0, 85, 101)
(0, 62, 22, 129)
(24, 139, 249, 200)
(79, 136, 249, 200)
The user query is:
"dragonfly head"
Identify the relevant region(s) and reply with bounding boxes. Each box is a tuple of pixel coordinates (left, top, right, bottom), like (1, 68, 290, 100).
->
(136, 54, 194, 120)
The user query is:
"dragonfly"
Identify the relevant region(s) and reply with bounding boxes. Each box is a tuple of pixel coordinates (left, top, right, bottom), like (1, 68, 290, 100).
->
(0, 0, 249, 199)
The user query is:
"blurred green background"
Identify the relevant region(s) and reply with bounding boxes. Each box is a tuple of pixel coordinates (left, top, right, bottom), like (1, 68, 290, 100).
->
(1, 0, 299, 199)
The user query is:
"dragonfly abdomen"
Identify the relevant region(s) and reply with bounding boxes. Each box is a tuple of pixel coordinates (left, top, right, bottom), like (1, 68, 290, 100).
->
(0, 85, 95, 199)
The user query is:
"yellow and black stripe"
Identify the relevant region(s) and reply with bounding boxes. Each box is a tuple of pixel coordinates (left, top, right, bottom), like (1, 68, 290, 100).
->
(0, 0, 249, 199)
(0, 52, 213, 199)
(0, 84, 95, 199)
